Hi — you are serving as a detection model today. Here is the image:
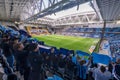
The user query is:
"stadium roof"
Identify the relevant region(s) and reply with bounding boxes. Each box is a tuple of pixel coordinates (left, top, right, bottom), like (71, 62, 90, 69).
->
(0, 0, 90, 22)
(45, 1, 94, 19)
(0, 0, 120, 23)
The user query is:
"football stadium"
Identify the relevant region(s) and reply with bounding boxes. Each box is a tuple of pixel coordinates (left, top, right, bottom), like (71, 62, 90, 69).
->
(0, 0, 120, 80)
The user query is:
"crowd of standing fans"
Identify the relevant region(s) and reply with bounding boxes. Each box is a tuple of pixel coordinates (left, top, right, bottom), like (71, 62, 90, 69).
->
(109, 36, 120, 57)
(0, 28, 120, 80)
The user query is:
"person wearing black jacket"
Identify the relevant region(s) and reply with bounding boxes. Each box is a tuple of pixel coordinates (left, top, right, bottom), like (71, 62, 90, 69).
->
(9, 37, 19, 57)
(1, 35, 14, 70)
(0, 46, 13, 74)
(7, 73, 19, 80)
(49, 48, 55, 66)
(49, 47, 58, 70)
(58, 54, 66, 73)
(13, 42, 30, 80)
(113, 57, 120, 80)
(28, 43, 44, 80)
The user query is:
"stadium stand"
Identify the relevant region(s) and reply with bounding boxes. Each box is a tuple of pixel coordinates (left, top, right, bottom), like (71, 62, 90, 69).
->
(63, 27, 120, 38)
(0, 0, 120, 80)
(0, 25, 120, 80)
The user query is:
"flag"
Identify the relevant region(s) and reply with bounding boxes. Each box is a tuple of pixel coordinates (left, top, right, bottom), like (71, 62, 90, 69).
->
(92, 53, 111, 65)
(76, 50, 90, 56)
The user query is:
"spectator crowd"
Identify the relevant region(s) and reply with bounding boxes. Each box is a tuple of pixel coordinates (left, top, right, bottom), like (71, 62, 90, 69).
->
(0, 25, 120, 80)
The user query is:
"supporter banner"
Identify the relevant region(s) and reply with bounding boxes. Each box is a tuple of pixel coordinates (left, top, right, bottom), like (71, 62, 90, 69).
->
(39, 47, 51, 53)
(112, 57, 116, 63)
(76, 50, 90, 56)
(60, 48, 69, 55)
(53, 75, 63, 80)
(39, 45, 51, 49)
(89, 45, 95, 53)
(91, 53, 111, 65)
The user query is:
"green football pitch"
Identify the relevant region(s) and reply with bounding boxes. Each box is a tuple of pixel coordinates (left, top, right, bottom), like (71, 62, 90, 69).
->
(33, 35, 99, 53)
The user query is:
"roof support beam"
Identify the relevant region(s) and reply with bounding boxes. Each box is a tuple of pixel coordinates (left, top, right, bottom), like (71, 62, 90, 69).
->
(4, 0, 9, 17)
(39, 0, 43, 12)
(91, 0, 103, 21)
(24, 0, 90, 22)
(24, 0, 69, 22)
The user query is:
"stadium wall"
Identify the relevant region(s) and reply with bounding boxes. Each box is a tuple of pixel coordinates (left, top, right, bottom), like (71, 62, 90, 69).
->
(89, 23, 120, 28)
(54, 22, 120, 28)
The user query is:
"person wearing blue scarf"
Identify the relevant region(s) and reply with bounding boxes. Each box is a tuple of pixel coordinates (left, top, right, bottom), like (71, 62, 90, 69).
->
(72, 54, 77, 64)
(76, 57, 91, 80)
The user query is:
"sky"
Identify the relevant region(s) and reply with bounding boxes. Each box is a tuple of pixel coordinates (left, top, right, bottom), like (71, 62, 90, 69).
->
(45, 1, 94, 19)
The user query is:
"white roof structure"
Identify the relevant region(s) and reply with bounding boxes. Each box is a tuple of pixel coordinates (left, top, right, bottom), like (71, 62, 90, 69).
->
(45, 2, 94, 19)
(0, 0, 120, 25)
